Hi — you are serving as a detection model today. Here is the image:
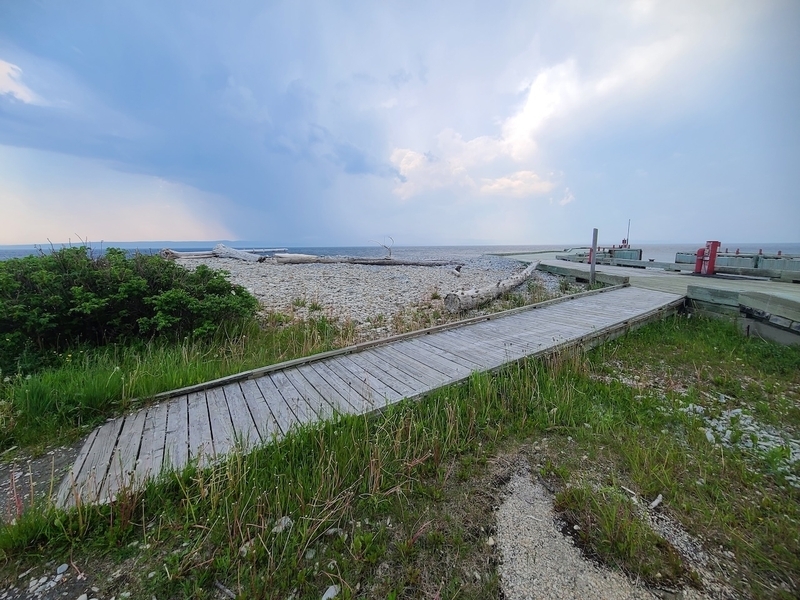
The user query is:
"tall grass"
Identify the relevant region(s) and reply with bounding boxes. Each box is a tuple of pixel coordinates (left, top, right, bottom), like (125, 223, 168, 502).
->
(1, 316, 351, 448)
(1, 316, 798, 598)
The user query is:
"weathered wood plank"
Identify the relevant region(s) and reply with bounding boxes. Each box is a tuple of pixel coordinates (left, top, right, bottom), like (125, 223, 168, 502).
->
(252, 376, 298, 437)
(187, 391, 214, 466)
(349, 350, 421, 397)
(298, 363, 354, 415)
(224, 381, 268, 448)
(285, 367, 336, 421)
(369, 345, 449, 388)
(163, 395, 189, 472)
(413, 336, 487, 369)
(391, 339, 473, 379)
(56, 427, 99, 507)
(309, 360, 370, 413)
(321, 356, 388, 409)
(101, 410, 147, 502)
(206, 386, 237, 457)
(73, 417, 125, 504)
(133, 402, 168, 485)
(269, 371, 316, 426)
(338, 353, 405, 406)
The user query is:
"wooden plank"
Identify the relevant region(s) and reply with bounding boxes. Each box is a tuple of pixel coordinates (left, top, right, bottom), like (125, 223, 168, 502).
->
(206, 386, 238, 457)
(337, 354, 405, 407)
(187, 391, 214, 466)
(133, 402, 168, 485)
(309, 360, 371, 413)
(413, 336, 489, 369)
(72, 417, 125, 504)
(269, 371, 317, 427)
(56, 427, 99, 507)
(391, 339, 473, 378)
(163, 395, 189, 472)
(285, 367, 336, 421)
(300, 363, 358, 414)
(349, 350, 421, 397)
(253, 375, 298, 436)
(101, 410, 147, 502)
(224, 381, 268, 448)
(427, 329, 521, 365)
(369, 345, 449, 388)
(321, 356, 390, 409)
(308, 361, 364, 414)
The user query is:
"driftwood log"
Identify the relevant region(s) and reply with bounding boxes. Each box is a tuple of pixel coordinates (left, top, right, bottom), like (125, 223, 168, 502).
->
(444, 261, 539, 313)
(274, 253, 458, 267)
(161, 244, 265, 262)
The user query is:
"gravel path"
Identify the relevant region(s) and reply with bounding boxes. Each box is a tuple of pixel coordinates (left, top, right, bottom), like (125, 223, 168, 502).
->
(496, 466, 713, 600)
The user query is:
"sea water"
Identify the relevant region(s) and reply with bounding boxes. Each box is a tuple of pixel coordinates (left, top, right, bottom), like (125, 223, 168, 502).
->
(1, 242, 799, 263)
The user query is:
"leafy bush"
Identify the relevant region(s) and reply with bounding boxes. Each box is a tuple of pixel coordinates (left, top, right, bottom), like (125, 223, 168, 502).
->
(0, 247, 258, 374)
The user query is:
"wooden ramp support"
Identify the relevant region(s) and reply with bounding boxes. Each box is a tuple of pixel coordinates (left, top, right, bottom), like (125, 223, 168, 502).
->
(57, 286, 684, 507)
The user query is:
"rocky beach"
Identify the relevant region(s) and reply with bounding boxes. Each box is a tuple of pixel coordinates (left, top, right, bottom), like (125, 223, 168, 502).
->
(177, 253, 568, 340)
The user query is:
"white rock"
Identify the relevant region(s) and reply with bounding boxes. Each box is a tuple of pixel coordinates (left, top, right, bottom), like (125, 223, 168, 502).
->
(272, 516, 293, 534)
(57, 564, 69, 575)
(321, 584, 340, 600)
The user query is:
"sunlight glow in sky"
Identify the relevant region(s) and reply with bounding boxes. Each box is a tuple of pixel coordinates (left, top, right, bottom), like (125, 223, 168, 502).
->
(1, 1, 798, 246)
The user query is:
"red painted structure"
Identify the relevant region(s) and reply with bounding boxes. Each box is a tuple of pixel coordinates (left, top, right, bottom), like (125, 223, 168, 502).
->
(694, 240, 721, 275)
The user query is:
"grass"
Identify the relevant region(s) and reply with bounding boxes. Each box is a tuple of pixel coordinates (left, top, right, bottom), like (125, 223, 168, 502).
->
(1, 315, 798, 599)
(0, 316, 353, 450)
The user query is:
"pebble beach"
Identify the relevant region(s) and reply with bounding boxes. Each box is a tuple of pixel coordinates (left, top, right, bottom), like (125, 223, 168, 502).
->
(178, 253, 567, 340)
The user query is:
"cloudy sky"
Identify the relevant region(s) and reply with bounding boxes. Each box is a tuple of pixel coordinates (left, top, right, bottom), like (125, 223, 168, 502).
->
(1, 1, 798, 246)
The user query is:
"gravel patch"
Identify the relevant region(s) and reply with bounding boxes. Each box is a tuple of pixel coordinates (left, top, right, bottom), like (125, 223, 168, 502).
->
(495, 466, 713, 600)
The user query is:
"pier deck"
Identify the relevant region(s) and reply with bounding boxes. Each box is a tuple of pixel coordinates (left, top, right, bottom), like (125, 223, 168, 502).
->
(57, 285, 682, 507)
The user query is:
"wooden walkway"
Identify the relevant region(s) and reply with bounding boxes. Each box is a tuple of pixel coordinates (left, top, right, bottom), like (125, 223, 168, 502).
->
(56, 285, 683, 507)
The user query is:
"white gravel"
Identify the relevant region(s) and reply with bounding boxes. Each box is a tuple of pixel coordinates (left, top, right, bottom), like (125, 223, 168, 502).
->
(495, 467, 714, 600)
(178, 254, 564, 340)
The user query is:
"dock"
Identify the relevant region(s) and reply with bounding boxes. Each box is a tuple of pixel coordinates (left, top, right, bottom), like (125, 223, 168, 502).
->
(57, 285, 682, 507)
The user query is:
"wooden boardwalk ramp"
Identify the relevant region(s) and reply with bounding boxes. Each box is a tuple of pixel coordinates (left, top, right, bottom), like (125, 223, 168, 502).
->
(56, 285, 683, 507)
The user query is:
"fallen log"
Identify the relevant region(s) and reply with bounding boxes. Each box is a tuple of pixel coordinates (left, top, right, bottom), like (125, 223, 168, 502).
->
(444, 261, 539, 313)
(160, 244, 264, 262)
(274, 253, 458, 267)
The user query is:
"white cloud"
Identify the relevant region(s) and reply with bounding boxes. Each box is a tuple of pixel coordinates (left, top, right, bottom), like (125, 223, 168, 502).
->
(0, 59, 42, 104)
(390, 148, 475, 200)
(480, 171, 555, 197)
(559, 188, 575, 206)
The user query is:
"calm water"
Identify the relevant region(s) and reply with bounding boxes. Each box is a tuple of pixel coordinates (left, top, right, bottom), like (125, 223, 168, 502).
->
(1, 242, 798, 263)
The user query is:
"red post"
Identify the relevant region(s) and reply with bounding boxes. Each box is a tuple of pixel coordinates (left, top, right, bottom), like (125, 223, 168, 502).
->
(694, 248, 705, 273)
(701, 240, 720, 275)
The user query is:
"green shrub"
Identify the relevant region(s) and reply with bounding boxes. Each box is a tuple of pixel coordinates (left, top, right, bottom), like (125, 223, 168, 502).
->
(0, 247, 258, 374)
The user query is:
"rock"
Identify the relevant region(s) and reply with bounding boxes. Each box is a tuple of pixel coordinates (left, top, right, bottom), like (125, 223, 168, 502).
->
(321, 584, 340, 600)
(649, 494, 664, 510)
(272, 516, 293, 534)
(57, 564, 69, 575)
(78, 595, 88, 600)
(239, 540, 253, 557)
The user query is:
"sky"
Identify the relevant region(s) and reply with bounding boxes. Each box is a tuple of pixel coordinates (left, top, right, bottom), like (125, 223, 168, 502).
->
(1, 0, 799, 247)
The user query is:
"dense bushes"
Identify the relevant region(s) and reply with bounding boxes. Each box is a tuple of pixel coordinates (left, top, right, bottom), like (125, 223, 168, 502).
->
(0, 247, 258, 374)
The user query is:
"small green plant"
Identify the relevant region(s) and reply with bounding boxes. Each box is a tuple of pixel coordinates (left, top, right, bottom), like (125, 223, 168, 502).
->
(430, 289, 441, 300)
(555, 485, 691, 586)
(292, 297, 307, 308)
(308, 300, 323, 312)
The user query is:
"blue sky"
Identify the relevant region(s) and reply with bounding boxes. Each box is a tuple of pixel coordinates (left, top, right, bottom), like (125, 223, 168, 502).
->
(1, 1, 798, 246)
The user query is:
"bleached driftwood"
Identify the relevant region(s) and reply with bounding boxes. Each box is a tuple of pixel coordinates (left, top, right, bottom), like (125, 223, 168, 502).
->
(444, 261, 539, 313)
(160, 244, 264, 262)
(274, 253, 457, 267)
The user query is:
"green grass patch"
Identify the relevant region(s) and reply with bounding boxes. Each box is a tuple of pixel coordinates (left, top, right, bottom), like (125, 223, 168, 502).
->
(0, 315, 798, 598)
(0, 316, 350, 449)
